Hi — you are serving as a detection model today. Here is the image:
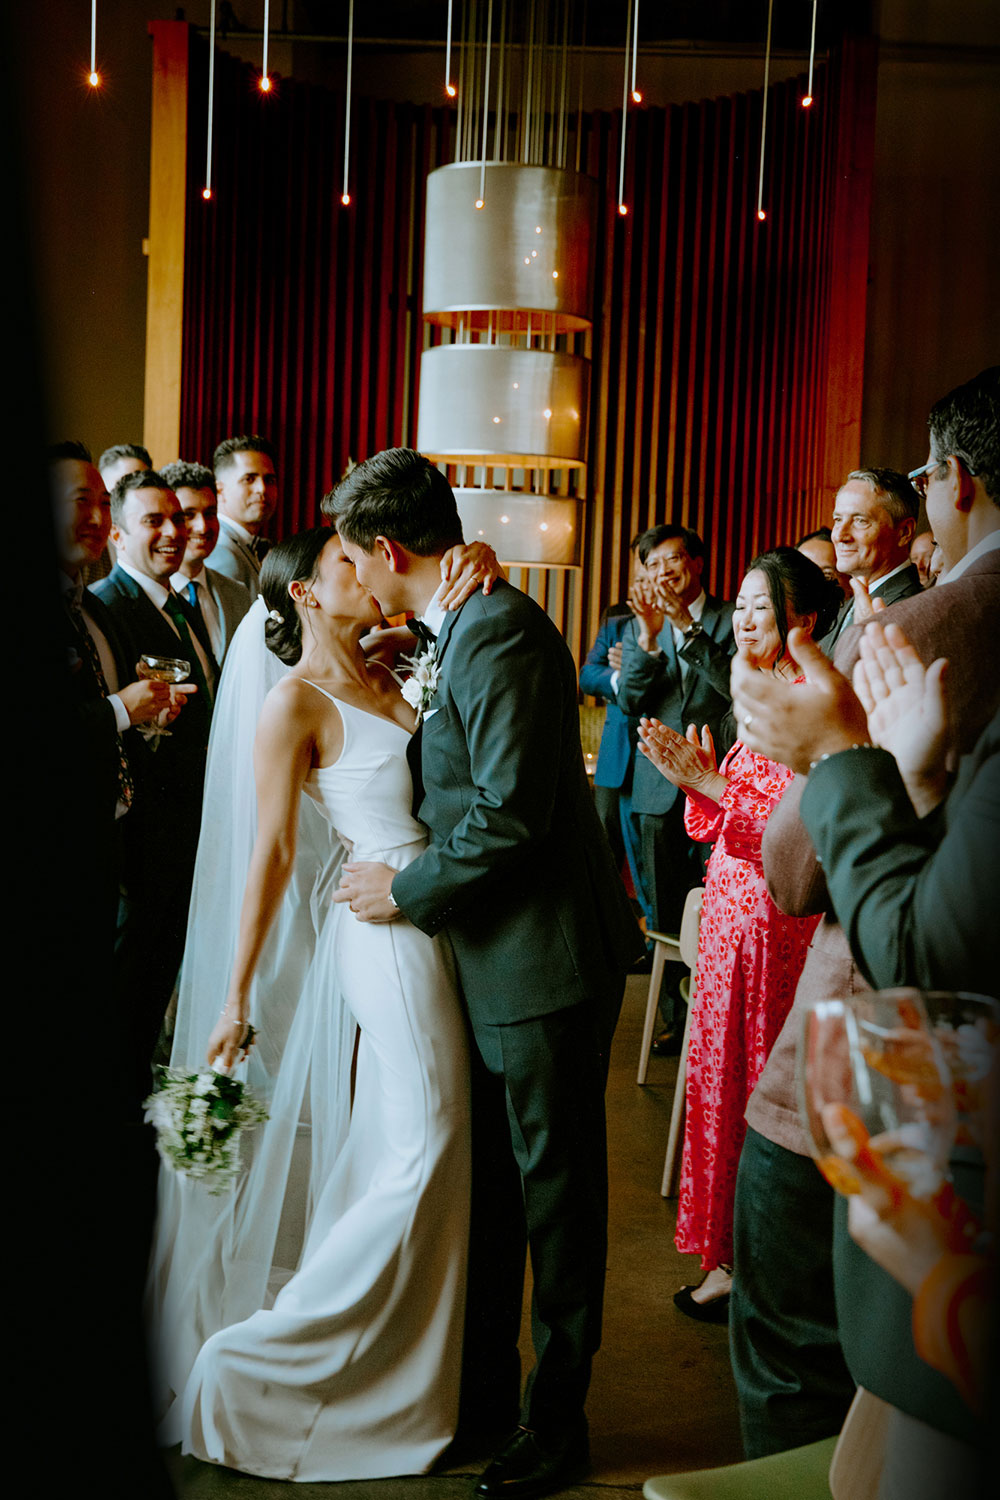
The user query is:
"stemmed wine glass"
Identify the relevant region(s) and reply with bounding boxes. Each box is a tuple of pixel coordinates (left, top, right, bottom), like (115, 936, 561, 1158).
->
(136, 653, 190, 742)
(798, 990, 958, 1203)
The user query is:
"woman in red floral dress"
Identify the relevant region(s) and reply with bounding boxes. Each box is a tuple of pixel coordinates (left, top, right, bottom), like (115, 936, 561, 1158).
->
(638, 548, 841, 1321)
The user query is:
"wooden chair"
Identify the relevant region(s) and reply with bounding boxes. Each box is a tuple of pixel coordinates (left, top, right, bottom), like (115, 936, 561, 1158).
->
(636, 887, 703, 1195)
(636, 886, 703, 1086)
(642, 1386, 890, 1500)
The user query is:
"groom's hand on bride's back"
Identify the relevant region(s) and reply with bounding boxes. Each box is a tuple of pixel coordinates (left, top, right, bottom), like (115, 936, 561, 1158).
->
(334, 861, 401, 923)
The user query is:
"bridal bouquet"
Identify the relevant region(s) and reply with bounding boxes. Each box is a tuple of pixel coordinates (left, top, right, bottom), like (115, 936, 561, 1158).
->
(144, 1066, 269, 1194)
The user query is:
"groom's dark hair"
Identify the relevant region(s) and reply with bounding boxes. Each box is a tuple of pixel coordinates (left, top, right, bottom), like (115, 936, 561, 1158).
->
(324, 448, 463, 555)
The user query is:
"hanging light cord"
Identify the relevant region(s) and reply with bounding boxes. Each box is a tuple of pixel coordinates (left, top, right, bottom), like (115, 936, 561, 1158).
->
(757, 0, 774, 220)
(342, 0, 354, 202)
(446, 0, 455, 96)
(631, 0, 641, 102)
(618, 0, 632, 213)
(805, 0, 818, 105)
(204, 0, 217, 197)
(479, 0, 494, 204)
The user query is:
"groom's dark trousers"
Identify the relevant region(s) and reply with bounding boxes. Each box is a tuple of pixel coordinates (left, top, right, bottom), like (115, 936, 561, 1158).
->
(393, 579, 643, 1436)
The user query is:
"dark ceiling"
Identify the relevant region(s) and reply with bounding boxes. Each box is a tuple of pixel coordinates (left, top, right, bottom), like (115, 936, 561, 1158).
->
(210, 1, 875, 52)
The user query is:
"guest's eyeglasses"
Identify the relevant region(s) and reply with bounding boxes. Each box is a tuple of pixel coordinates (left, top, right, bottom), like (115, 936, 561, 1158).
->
(907, 459, 945, 499)
(908, 454, 975, 500)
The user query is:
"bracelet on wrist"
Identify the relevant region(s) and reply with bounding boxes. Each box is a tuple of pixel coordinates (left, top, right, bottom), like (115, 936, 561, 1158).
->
(808, 743, 874, 772)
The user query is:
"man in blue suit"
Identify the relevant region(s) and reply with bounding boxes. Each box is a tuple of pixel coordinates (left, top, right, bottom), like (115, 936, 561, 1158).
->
(616, 525, 736, 1033)
(579, 537, 652, 935)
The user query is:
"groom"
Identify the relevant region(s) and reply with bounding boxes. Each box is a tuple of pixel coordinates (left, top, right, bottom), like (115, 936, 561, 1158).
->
(328, 450, 642, 1499)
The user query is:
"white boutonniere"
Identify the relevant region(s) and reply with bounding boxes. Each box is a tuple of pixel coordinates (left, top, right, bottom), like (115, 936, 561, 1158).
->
(400, 641, 441, 725)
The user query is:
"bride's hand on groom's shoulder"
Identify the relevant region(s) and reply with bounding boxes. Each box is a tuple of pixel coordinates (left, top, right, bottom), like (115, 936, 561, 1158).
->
(334, 861, 401, 923)
(439, 541, 505, 610)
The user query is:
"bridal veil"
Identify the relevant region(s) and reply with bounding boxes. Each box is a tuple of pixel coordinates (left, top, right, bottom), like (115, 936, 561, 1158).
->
(146, 599, 356, 1436)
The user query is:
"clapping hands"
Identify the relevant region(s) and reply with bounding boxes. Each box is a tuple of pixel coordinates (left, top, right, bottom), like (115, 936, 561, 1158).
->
(638, 719, 725, 802)
(853, 622, 951, 813)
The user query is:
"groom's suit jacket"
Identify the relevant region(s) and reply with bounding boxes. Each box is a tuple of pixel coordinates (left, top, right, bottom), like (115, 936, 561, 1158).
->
(391, 579, 644, 1029)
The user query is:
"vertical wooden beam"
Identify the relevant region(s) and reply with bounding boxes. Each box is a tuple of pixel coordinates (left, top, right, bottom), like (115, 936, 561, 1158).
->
(820, 36, 879, 492)
(144, 22, 189, 465)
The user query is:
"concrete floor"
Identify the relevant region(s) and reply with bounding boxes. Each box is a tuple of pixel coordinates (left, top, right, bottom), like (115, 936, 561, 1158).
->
(166, 973, 745, 1499)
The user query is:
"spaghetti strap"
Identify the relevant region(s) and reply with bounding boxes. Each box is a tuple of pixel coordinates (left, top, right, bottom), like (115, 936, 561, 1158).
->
(300, 677, 341, 707)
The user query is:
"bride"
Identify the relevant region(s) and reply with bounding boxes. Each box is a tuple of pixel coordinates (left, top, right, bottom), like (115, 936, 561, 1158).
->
(147, 526, 497, 1481)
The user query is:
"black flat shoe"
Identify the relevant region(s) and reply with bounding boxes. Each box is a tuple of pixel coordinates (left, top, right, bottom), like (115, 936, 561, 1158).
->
(474, 1423, 590, 1499)
(651, 1028, 683, 1057)
(673, 1284, 731, 1324)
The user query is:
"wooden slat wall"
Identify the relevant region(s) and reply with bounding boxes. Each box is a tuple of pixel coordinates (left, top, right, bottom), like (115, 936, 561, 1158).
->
(172, 32, 876, 667)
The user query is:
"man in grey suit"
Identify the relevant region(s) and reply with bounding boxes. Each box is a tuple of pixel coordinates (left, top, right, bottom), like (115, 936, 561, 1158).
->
(161, 461, 251, 663)
(328, 450, 642, 1500)
(210, 434, 279, 599)
(616, 524, 735, 1036)
(820, 467, 922, 652)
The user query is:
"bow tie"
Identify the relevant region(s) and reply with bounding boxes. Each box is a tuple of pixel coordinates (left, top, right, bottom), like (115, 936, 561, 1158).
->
(408, 617, 437, 647)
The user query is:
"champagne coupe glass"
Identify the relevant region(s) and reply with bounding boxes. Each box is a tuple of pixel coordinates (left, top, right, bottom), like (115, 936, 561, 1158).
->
(137, 653, 190, 739)
(798, 990, 957, 1202)
(919, 992, 1000, 1151)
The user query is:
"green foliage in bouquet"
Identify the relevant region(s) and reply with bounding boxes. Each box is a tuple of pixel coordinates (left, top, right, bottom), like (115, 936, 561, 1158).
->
(144, 1067, 269, 1194)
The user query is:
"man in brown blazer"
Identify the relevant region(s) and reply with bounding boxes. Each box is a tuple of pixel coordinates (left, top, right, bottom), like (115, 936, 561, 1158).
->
(729, 365, 1000, 1459)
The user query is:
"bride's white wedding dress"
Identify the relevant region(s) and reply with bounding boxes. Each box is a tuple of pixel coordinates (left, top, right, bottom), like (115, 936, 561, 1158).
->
(147, 607, 470, 1482)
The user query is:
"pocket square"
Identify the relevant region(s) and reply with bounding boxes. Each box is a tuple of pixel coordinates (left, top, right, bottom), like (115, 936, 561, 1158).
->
(422, 707, 440, 722)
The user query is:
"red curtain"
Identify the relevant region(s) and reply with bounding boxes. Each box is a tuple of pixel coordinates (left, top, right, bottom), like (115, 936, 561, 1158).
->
(178, 33, 876, 638)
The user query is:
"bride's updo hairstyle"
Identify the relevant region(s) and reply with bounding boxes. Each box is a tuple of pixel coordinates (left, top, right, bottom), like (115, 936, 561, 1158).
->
(261, 526, 335, 665)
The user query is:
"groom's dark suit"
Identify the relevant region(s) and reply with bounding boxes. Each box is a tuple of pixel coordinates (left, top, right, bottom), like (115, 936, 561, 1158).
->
(92, 565, 216, 1103)
(392, 578, 643, 1435)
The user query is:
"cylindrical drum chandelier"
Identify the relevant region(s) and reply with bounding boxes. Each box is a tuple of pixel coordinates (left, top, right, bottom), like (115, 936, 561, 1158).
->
(415, 2, 598, 569)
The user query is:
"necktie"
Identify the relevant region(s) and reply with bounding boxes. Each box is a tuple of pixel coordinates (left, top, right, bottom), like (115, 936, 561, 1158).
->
(162, 592, 214, 714)
(186, 581, 198, 608)
(64, 591, 134, 810)
(251, 536, 270, 562)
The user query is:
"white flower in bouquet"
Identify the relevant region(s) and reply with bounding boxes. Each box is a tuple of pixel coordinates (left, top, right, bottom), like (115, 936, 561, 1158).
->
(144, 1066, 269, 1194)
(400, 643, 441, 723)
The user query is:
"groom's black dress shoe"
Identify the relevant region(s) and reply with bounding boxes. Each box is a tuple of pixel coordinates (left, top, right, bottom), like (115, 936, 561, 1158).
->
(473, 1423, 590, 1499)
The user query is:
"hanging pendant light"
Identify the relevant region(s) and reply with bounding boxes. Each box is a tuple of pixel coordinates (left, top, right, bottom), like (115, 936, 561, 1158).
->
(416, 0, 598, 571)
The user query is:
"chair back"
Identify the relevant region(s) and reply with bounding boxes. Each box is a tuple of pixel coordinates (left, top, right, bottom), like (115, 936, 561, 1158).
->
(678, 886, 704, 973)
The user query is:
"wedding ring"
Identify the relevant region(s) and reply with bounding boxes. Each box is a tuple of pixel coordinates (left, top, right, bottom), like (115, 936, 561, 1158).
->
(743, 713, 753, 729)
